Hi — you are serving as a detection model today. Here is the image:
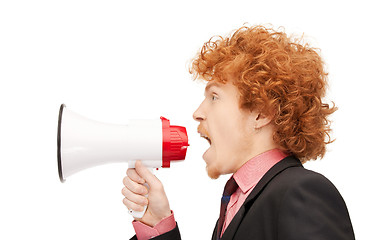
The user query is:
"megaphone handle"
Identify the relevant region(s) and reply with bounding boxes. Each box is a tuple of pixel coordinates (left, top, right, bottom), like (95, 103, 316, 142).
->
(128, 167, 153, 219)
(128, 182, 149, 218)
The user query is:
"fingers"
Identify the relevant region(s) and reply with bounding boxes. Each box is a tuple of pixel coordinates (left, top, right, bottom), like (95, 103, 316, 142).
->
(126, 167, 146, 185)
(134, 161, 159, 189)
(122, 187, 148, 211)
(122, 197, 145, 212)
(122, 165, 149, 213)
(122, 161, 171, 224)
(122, 175, 148, 195)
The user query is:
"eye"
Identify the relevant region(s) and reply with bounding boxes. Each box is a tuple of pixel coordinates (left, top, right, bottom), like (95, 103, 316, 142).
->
(211, 94, 218, 101)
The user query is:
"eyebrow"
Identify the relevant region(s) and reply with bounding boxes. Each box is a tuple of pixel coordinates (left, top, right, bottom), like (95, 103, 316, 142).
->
(205, 82, 222, 93)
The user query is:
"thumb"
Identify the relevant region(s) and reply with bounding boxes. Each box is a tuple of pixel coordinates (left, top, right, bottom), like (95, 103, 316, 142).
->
(135, 161, 158, 188)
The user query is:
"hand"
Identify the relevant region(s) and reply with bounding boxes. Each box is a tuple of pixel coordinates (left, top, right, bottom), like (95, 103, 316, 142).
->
(122, 161, 172, 227)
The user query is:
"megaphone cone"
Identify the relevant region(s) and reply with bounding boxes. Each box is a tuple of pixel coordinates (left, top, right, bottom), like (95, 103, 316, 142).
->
(57, 104, 188, 182)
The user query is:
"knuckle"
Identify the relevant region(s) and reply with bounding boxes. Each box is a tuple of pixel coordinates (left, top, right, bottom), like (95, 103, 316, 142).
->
(127, 169, 140, 180)
(134, 205, 144, 212)
(141, 196, 148, 205)
(126, 168, 132, 175)
(138, 186, 146, 195)
(134, 185, 143, 194)
(123, 198, 143, 212)
(126, 170, 133, 179)
(122, 187, 146, 204)
(121, 187, 129, 196)
(122, 197, 129, 207)
(123, 176, 129, 185)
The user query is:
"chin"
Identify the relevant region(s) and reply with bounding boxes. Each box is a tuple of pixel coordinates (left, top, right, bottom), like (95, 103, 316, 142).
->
(205, 161, 223, 179)
(206, 166, 221, 179)
(203, 148, 225, 179)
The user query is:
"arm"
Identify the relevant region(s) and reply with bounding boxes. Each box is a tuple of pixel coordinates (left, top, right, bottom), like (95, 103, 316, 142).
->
(122, 161, 181, 240)
(277, 172, 355, 240)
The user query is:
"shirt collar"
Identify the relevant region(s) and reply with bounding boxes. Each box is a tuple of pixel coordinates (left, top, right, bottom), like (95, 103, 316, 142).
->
(233, 148, 288, 193)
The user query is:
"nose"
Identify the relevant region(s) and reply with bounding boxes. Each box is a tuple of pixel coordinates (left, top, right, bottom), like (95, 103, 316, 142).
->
(193, 103, 205, 122)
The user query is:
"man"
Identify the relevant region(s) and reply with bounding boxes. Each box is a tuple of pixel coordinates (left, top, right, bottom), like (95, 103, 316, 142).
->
(122, 25, 355, 239)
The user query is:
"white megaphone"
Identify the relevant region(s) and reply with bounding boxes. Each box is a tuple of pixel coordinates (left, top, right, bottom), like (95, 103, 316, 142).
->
(57, 104, 189, 218)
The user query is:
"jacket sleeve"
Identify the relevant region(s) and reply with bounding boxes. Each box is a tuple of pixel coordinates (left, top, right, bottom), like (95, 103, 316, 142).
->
(277, 172, 355, 240)
(130, 224, 181, 240)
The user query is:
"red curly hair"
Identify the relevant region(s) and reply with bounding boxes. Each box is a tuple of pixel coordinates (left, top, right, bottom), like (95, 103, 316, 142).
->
(190, 25, 337, 162)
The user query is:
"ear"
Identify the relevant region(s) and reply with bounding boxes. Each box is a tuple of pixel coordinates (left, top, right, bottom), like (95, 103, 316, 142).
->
(254, 112, 273, 130)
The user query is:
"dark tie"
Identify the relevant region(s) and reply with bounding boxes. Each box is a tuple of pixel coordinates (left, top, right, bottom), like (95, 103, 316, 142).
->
(217, 177, 239, 240)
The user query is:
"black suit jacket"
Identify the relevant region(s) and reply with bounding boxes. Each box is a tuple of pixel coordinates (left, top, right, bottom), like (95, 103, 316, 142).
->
(131, 156, 355, 240)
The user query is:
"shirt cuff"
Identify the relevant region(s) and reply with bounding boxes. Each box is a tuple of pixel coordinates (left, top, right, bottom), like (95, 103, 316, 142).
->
(132, 211, 176, 240)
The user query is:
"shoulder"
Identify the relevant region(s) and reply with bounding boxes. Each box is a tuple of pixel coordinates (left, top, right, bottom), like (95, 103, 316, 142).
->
(250, 157, 345, 210)
(271, 165, 355, 239)
(270, 164, 348, 210)
(276, 164, 338, 191)
(262, 162, 339, 199)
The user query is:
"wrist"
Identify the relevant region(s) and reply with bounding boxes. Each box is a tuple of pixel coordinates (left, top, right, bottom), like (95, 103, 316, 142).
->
(155, 210, 172, 224)
(144, 209, 172, 227)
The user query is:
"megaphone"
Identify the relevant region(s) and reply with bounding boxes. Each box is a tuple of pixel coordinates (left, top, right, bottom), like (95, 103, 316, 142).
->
(57, 104, 189, 218)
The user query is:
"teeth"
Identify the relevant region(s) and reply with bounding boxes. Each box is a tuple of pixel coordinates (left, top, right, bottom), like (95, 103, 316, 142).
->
(200, 134, 211, 144)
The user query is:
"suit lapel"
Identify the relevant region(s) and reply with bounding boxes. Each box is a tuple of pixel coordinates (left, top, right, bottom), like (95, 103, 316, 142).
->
(220, 156, 302, 240)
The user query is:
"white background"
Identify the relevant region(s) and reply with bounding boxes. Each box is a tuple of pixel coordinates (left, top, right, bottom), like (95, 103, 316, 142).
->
(1, 0, 370, 239)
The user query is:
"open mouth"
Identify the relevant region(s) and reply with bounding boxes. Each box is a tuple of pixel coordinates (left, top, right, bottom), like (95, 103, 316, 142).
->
(198, 125, 212, 145)
(200, 133, 211, 145)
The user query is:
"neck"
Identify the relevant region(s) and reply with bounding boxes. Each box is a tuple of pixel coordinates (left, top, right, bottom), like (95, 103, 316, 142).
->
(236, 124, 280, 171)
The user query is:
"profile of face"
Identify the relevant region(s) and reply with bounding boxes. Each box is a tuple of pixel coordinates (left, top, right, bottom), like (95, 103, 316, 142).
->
(193, 80, 269, 179)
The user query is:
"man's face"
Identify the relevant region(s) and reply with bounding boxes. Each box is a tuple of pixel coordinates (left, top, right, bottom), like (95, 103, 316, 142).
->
(193, 80, 257, 179)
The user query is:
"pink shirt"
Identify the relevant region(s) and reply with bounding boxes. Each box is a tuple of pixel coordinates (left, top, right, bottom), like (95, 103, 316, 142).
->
(221, 148, 288, 236)
(132, 211, 176, 240)
(133, 148, 288, 240)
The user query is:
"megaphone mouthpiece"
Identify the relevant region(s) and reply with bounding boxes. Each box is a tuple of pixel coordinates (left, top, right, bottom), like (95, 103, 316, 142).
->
(160, 117, 189, 168)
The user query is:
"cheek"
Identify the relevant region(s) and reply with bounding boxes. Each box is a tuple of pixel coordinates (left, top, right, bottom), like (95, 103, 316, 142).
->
(213, 118, 252, 165)
(209, 142, 236, 173)
(215, 120, 244, 151)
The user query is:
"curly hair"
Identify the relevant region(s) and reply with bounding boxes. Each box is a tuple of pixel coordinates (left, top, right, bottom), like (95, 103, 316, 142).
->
(189, 24, 337, 162)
